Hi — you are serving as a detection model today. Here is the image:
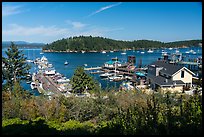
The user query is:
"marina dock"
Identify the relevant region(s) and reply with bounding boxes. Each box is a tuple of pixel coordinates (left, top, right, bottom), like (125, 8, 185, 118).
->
(84, 66, 102, 71)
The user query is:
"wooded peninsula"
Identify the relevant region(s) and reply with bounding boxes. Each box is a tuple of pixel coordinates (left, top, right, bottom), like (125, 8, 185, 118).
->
(42, 36, 202, 52)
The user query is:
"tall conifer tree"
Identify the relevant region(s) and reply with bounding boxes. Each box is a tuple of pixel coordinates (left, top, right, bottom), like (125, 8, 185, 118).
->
(2, 42, 31, 91)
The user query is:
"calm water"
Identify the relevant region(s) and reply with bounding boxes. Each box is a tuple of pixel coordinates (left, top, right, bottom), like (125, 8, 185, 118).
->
(2, 46, 202, 94)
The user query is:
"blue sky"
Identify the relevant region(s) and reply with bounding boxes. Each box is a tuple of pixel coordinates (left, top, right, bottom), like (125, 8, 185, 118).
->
(2, 2, 202, 43)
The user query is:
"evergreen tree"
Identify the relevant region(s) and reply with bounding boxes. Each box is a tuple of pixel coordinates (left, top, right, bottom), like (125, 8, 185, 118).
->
(70, 67, 99, 94)
(2, 42, 31, 91)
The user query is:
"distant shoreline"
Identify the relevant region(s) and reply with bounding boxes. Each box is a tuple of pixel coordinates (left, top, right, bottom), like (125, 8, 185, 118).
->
(42, 45, 198, 53)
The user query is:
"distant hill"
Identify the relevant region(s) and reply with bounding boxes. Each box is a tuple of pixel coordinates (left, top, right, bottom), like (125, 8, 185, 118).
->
(42, 36, 202, 52)
(2, 41, 45, 49)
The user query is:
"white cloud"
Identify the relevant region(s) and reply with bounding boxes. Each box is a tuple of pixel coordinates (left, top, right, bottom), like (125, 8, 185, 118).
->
(2, 5, 26, 17)
(66, 20, 87, 29)
(3, 24, 69, 36)
(3, 23, 123, 43)
(88, 2, 122, 17)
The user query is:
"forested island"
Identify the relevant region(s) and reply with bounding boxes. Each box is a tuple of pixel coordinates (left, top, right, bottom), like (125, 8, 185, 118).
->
(42, 36, 202, 52)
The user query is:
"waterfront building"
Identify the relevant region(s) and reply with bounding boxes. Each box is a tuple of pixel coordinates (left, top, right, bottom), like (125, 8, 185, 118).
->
(104, 57, 123, 68)
(147, 60, 195, 93)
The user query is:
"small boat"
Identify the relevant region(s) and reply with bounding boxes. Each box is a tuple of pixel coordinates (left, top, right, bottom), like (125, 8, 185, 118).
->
(161, 50, 167, 54)
(110, 51, 114, 53)
(30, 82, 36, 90)
(26, 59, 33, 63)
(84, 64, 88, 67)
(185, 51, 190, 54)
(121, 49, 127, 55)
(81, 51, 85, 53)
(48, 63, 53, 68)
(100, 73, 114, 78)
(26, 80, 31, 84)
(41, 56, 48, 62)
(109, 75, 123, 81)
(147, 49, 153, 53)
(102, 51, 106, 54)
(189, 49, 194, 53)
(64, 61, 68, 65)
(168, 48, 173, 50)
(40, 52, 44, 55)
(141, 51, 145, 54)
(175, 49, 180, 53)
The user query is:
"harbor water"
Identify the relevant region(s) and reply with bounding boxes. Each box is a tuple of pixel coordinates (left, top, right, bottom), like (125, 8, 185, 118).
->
(2, 46, 202, 95)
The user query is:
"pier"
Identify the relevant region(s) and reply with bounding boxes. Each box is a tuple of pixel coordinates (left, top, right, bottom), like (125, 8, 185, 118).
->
(34, 72, 62, 96)
(176, 61, 201, 66)
(84, 66, 102, 71)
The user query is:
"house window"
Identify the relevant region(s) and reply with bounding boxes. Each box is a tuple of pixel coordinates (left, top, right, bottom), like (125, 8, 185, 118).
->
(181, 70, 184, 78)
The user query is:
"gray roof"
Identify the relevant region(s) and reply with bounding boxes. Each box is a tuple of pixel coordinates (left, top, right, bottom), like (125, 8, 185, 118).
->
(147, 73, 185, 86)
(149, 61, 183, 75)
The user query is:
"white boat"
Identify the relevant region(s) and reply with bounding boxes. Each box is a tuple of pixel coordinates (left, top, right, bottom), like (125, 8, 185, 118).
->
(40, 52, 44, 55)
(26, 59, 33, 63)
(41, 56, 48, 62)
(64, 61, 68, 65)
(30, 82, 36, 90)
(141, 51, 145, 54)
(168, 48, 173, 50)
(81, 51, 85, 53)
(100, 73, 114, 78)
(189, 49, 194, 53)
(192, 51, 196, 54)
(147, 49, 153, 53)
(175, 49, 180, 53)
(185, 51, 190, 54)
(121, 49, 127, 55)
(161, 50, 167, 54)
(45, 69, 56, 76)
(48, 63, 53, 68)
(84, 64, 88, 67)
(109, 75, 123, 81)
(38, 65, 43, 69)
(110, 51, 114, 53)
(102, 51, 106, 54)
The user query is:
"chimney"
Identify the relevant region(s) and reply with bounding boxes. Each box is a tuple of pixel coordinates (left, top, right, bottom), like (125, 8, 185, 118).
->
(156, 67, 163, 76)
(165, 79, 168, 83)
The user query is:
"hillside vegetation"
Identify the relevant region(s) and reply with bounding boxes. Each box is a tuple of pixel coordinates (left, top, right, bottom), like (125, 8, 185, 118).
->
(42, 36, 202, 52)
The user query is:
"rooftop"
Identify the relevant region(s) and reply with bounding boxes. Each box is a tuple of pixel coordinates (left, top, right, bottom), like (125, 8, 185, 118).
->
(149, 60, 183, 75)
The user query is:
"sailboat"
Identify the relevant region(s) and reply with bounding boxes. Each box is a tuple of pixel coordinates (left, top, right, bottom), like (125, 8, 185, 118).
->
(64, 61, 69, 65)
(30, 82, 36, 90)
(64, 61, 68, 65)
(108, 62, 123, 81)
(26, 49, 33, 63)
(121, 49, 127, 55)
(147, 49, 153, 53)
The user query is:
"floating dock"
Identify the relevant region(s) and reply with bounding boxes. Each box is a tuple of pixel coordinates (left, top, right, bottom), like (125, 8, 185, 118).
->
(84, 66, 102, 71)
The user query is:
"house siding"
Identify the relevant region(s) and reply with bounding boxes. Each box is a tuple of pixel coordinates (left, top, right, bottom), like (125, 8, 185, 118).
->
(172, 68, 192, 87)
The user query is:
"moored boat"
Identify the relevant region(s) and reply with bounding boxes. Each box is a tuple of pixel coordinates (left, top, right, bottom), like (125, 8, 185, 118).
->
(30, 82, 36, 90)
(147, 49, 153, 53)
(64, 61, 68, 65)
(100, 73, 114, 78)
